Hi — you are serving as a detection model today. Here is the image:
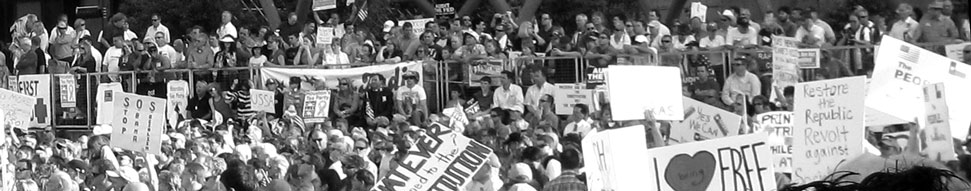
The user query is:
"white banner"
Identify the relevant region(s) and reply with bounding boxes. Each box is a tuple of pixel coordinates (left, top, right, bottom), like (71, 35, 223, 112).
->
(57, 74, 77, 108)
(792, 76, 866, 183)
(166, 80, 189, 128)
(0, 89, 33, 130)
(668, 97, 744, 144)
(96, 83, 125, 125)
(922, 83, 956, 161)
(756, 111, 793, 173)
(643, 133, 777, 191)
(250, 89, 276, 113)
(554, 84, 595, 115)
(867, 36, 971, 137)
(302, 90, 332, 123)
(261, 61, 424, 90)
(607, 65, 684, 121)
(582, 125, 649, 191)
(110, 92, 166, 155)
(372, 124, 492, 191)
(16, 74, 51, 127)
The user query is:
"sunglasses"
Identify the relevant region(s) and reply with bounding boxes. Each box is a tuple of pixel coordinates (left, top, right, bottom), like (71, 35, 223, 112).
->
(355, 147, 367, 150)
(662, 41, 671, 43)
(539, 99, 549, 103)
(587, 27, 595, 30)
(964, 50, 971, 53)
(626, 24, 632, 27)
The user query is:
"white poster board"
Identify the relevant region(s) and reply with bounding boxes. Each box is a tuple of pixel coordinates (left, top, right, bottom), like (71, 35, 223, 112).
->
(316, 27, 334, 45)
(582, 125, 650, 191)
(0, 89, 35, 130)
(96, 83, 125, 125)
(166, 80, 189, 128)
(17, 74, 51, 127)
(250, 89, 276, 113)
(643, 133, 777, 191)
(312, 0, 337, 11)
(756, 111, 793, 173)
(944, 42, 970, 62)
(110, 92, 166, 155)
(690, 2, 708, 22)
(792, 76, 866, 183)
(57, 74, 77, 108)
(772, 36, 800, 101)
(668, 97, 744, 144)
(922, 83, 956, 161)
(554, 84, 595, 115)
(302, 90, 332, 123)
(372, 124, 492, 191)
(607, 65, 684, 121)
(797, 48, 821, 69)
(867, 36, 971, 137)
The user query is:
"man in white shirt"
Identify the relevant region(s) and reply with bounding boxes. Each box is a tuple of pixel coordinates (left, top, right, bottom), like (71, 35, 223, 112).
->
(888, 3, 919, 41)
(395, 73, 427, 122)
(524, 70, 555, 118)
(217, 11, 238, 39)
(492, 71, 524, 113)
(154, 32, 180, 65)
(726, 19, 758, 47)
(102, 35, 127, 82)
(721, 59, 761, 106)
(144, 14, 170, 44)
(808, 8, 836, 45)
(562, 104, 593, 137)
(794, 15, 825, 48)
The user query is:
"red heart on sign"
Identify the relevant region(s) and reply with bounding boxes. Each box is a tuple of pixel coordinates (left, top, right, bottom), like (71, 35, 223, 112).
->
(665, 151, 717, 191)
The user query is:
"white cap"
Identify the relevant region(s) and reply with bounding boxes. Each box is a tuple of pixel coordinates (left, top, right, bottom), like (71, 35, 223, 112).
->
(382, 20, 395, 32)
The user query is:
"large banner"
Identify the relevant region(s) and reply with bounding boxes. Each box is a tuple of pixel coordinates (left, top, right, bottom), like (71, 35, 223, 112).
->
(582, 125, 650, 191)
(772, 36, 800, 100)
(922, 83, 956, 161)
(0, 89, 35, 130)
(643, 133, 777, 191)
(607, 65, 684, 121)
(166, 80, 189, 128)
(792, 76, 866, 183)
(668, 97, 744, 144)
(372, 123, 493, 191)
(16, 74, 52, 127)
(867, 36, 971, 137)
(110, 92, 166, 155)
(756, 111, 793, 173)
(96, 83, 125, 125)
(553, 84, 595, 115)
(261, 61, 424, 90)
(302, 90, 332, 123)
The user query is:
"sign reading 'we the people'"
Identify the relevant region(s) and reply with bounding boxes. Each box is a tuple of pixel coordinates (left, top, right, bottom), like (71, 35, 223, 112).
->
(110, 92, 166, 155)
(792, 76, 866, 183)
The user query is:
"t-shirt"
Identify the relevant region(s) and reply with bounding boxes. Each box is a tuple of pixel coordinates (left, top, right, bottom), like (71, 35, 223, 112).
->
(473, 90, 495, 111)
(95, 82, 125, 125)
(103, 47, 124, 73)
(396, 85, 427, 104)
(795, 25, 825, 47)
(249, 55, 267, 67)
(726, 26, 758, 46)
(187, 93, 213, 119)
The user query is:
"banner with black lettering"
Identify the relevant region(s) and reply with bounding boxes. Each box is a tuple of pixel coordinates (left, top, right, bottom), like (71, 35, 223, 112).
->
(372, 123, 493, 191)
(16, 74, 52, 127)
(261, 61, 424, 90)
(110, 92, 166, 155)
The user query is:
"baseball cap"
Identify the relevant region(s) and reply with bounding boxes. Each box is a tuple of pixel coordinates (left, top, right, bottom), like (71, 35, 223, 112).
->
(382, 20, 395, 32)
(928, 2, 944, 9)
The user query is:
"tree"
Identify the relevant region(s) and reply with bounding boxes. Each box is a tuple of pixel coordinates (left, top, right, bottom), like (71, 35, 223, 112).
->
(118, 0, 267, 41)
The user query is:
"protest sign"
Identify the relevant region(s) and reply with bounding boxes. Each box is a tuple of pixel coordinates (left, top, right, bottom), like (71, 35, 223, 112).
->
(251, 89, 276, 113)
(772, 36, 800, 101)
(586, 65, 607, 85)
(442, 107, 468, 126)
(798, 48, 821, 69)
(316, 27, 334, 45)
(57, 74, 77, 108)
(372, 123, 493, 191)
(0, 89, 35, 130)
(302, 90, 332, 123)
(756, 111, 793, 173)
(792, 76, 866, 183)
(668, 97, 744, 144)
(96, 83, 125, 125)
(582, 125, 650, 191)
(398, 18, 434, 35)
(435, 3, 455, 16)
(944, 42, 970, 62)
(922, 83, 956, 161)
(261, 61, 423, 90)
(312, 0, 336, 11)
(607, 65, 683, 121)
(690, 2, 708, 22)
(110, 92, 166, 155)
(468, 60, 504, 86)
(16, 74, 51, 127)
(166, 80, 189, 128)
(643, 133, 777, 191)
(867, 36, 971, 137)
(553, 84, 595, 115)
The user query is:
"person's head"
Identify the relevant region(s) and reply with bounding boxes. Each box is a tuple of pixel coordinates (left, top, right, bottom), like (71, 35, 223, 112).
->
(896, 3, 914, 19)
(149, 14, 162, 27)
(479, 76, 493, 90)
(849, 13, 862, 28)
(573, 104, 590, 120)
(419, 31, 435, 45)
(575, 14, 588, 28)
(795, 14, 814, 31)
(155, 32, 168, 46)
(539, 94, 554, 112)
(403, 74, 419, 87)
(540, 13, 553, 27)
(221, 11, 233, 24)
(110, 13, 128, 28)
(927, 1, 944, 17)
(350, 170, 375, 191)
(941, 0, 953, 16)
(352, 138, 369, 156)
(287, 34, 299, 46)
(461, 16, 473, 27)
(660, 35, 673, 49)
(962, 45, 971, 63)
(777, 6, 791, 22)
(531, 69, 547, 85)
(500, 70, 515, 86)
(695, 65, 710, 79)
(449, 18, 462, 32)
(288, 77, 302, 90)
(112, 35, 126, 49)
(425, 21, 440, 34)
(611, 15, 626, 32)
(402, 22, 414, 38)
(341, 155, 366, 176)
(287, 12, 298, 25)
(367, 74, 386, 89)
(731, 58, 748, 76)
(648, 10, 661, 21)
(462, 32, 478, 45)
(560, 147, 581, 170)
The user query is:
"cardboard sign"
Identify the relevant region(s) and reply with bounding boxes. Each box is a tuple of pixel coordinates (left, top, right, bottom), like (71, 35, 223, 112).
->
(96, 83, 125, 125)
(582, 125, 650, 191)
(0, 89, 35, 130)
(372, 124, 493, 191)
(398, 18, 434, 35)
(302, 90, 332, 123)
(312, 0, 336, 11)
(690, 2, 708, 22)
(251, 89, 276, 113)
(468, 60, 504, 86)
(797, 48, 821, 69)
(316, 27, 334, 45)
(166, 80, 189, 128)
(110, 92, 166, 155)
(17, 75, 51, 127)
(792, 76, 866, 183)
(669, 97, 744, 144)
(922, 83, 956, 161)
(643, 133, 777, 191)
(756, 111, 793, 173)
(867, 36, 971, 137)
(435, 3, 455, 16)
(57, 75, 77, 108)
(944, 42, 970, 62)
(772, 36, 800, 101)
(607, 65, 684, 121)
(553, 84, 595, 115)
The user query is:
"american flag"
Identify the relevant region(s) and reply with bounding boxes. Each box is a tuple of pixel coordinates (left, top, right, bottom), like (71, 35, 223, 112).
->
(356, 0, 369, 21)
(898, 45, 919, 63)
(365, 101, 375, 119)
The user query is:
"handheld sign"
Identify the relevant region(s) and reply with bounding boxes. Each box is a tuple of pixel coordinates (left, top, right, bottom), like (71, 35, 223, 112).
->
(756, 111, 794, 173)
(167, 80, 189, 128)
(372, 123, 493, 191)
(302, 90, 332, 123)
(468, 60, 504, 86)
(0, 89, 35, 130)
(644, 133, 777, 191)
(792, 76, 866, 183)
(553, 84, 595, 115)
(316, 27, 334, 45)
(57, 74, 77, 108)
(582, 125, 650, 191)
(668, 97, 744, 144)
(110, 92, 166, 155)
(251, 89, 276, 113)
(922, 83, 956, 161)
(690, 2, 708, 21)
(797, 49, 821, 69)
(772, 36, 800, 101)
(17, 74, 52, 127)
(607, 65, 684, 121)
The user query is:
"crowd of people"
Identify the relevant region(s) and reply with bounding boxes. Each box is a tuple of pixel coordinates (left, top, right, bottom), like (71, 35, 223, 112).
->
(1, 0, 971, 191)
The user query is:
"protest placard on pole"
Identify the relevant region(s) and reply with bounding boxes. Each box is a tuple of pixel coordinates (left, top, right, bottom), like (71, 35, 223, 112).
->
(922, 83, 956, 161)
(0, 89, 35, 130)
(302, 90, 331, 123)
(166, 80, 189, 128)
(582, 125, 650, 191)
(372, 123, 492, 191)
(642, 133, 777, 191)
(756, 111, 793, 173)
(110, 92, 166, 155)
(17, 74, 51, 127)
(690, 2, 708, 22)
(772, 36, 800, 101)
(57, 74, 77, 108)
(553, 84, 595, 115)
(96, 82, 125, 125)
(607, 65, 683, 121)
(251, 89, 276, 113)
(668, 97, 744, 144)
(792, 76, 866, 183)
(867, 36, 971, 137)
(944, 42, 970, 62)
(312, 0, 336, 11)
(798, 48, 821, 69)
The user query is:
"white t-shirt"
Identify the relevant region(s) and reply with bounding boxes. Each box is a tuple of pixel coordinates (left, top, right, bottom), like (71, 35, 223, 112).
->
(795, 25, 825, 47)
(396, 85, 427, 104)
(249, 55, 267, 67)
(524, 82, 555, 109)
(96, 82, 125, 125)
(217, 22, 238, 39)
(699, 34, 726, 48)
(726, 26, 759, 46)
(158, 45, 181, 65)
(103, 47, 124, 72)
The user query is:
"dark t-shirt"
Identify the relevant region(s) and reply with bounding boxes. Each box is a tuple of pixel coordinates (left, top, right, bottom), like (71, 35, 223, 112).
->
(135, 82, 166, 98)
(284, 47, 299, 65)
(188, 93, 213, 119)
(365, 87, 395, 119)
(472, 89, 494, 111)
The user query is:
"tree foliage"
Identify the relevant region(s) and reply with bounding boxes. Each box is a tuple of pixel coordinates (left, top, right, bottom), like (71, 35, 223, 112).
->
(119, 0, 267, 40)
